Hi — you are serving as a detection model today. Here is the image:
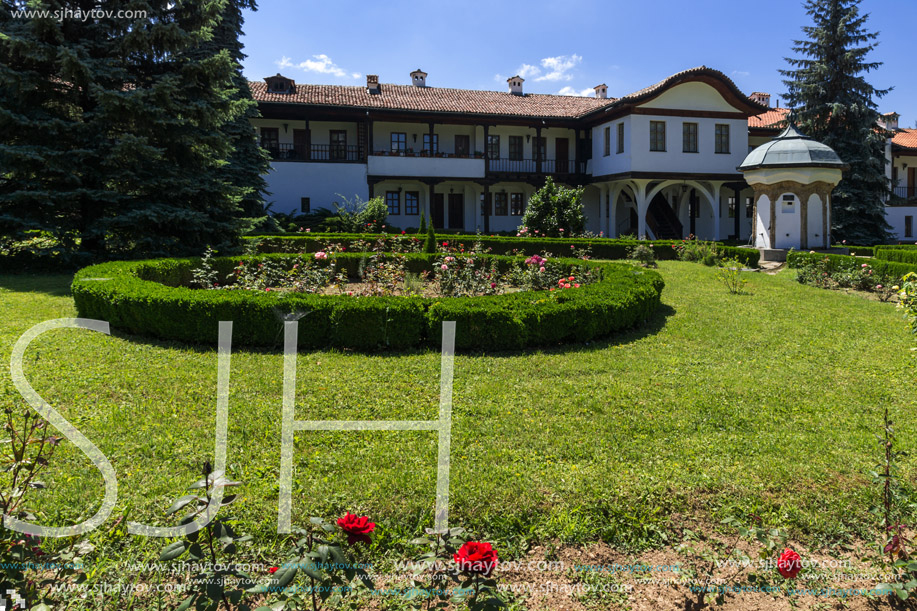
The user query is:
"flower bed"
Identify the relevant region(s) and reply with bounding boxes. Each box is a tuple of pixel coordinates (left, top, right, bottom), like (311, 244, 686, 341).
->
(246, 233, 760, 267)
(71, 253, 664, 352)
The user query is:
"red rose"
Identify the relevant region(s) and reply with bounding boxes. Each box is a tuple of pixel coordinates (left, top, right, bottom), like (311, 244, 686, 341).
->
(269, 566, 279, 574)
(454, 541, 498, 576)
(337, 512, 375, 545)
(777, 548, 802, 579)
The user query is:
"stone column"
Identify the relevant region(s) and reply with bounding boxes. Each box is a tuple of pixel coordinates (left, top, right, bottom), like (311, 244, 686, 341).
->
(800, 194, 808, 250)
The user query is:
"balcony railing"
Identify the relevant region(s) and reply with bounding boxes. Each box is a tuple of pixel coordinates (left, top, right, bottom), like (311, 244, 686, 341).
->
(371, 150, 483, 159)
(488, 158, 585, 174)
(265, 143, 362, 162)
(892, 186, 917, 202)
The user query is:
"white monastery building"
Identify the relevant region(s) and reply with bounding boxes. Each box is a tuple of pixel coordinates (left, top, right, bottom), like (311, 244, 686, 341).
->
(249, 66, 917, 244)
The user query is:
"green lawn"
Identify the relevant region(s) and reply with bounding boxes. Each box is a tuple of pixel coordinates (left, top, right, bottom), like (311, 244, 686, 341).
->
(1, 263, 915, 578)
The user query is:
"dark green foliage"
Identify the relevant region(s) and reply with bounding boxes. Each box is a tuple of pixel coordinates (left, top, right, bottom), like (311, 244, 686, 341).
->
(418, 211, 427, 235)
(519, 177, 586, 237)
(0, 0, 255, 258)
(874, 247, 917, 265)
(781, 0, 890, 245)
(211, 0, 270, 218)
(71, 254, 664, 352)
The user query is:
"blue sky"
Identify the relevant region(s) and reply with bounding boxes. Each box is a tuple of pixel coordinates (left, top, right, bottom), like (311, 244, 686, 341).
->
(240, 0, 917, 126)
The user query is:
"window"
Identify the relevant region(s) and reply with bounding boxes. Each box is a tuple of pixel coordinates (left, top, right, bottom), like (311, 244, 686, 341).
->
(650, 121, 666, 152)
(480, 193, 492, 216)
(727, 196, 735, 218)
(616, 123, 624, 153)
(781, 194, 795, 214)
(300, 197, 310, 213)
(494, 193, 508, 216)
(260, 127, 279, 153)
(423, 133, 438, 154)
(906, 216, 913, 238)
(405, 191, 419, 215)
(603, 126, 611, 156)
(486, 135, 500, 159)
(330, 130, 347, 160)
(386, 191, 400, 215)
(509, 136, 524, 161)
(454, 135, 470, 157)
(391, 132, 406, 153)
(715, 124, 730, 154)
(510, 193, 524, 216)
(683, 122, 698, 153)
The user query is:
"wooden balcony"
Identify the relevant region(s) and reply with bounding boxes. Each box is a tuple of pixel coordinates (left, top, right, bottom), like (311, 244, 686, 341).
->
(265, 143, 363, 162)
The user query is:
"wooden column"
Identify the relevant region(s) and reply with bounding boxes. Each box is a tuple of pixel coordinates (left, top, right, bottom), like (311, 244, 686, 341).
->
(483, 125, 490, 173)
(428, 121, 435, 156)
(769, 191, 776, 248)
(368, 119, 374, 156)
(574, 129, 581, 175)
(535, 126, 543, 174)
(483, 183, 490, 234)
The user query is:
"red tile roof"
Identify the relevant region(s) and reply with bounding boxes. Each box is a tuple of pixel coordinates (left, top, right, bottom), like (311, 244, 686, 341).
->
(893, 129, 917, 150)
(748, 107, 789, 130)
(249, 66, 768, 120)
(249, 81, 616, 119)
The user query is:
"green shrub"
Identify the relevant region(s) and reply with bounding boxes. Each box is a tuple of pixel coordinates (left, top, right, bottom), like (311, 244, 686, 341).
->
(423, 223, 437, 253)
(518, 177, 586, 237)
(787, 251, 917, 285)
(71, 254, 664, 352)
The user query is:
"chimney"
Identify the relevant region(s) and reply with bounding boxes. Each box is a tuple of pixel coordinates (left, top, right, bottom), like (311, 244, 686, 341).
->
(879, 112, 900, 131)
(749, 91, 771, 107)
(593, 83, 608, 99)
(366, 74, 380, 94)
(410, 68, 427, 87)
(507, 75, 524, 96)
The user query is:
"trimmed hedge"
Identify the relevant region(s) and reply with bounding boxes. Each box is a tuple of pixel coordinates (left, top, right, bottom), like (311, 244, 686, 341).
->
(786, 250, 917, 280)
(874, 247, 917, 265)
(245, 234, 760, 268)
(71, 253, 664, 352)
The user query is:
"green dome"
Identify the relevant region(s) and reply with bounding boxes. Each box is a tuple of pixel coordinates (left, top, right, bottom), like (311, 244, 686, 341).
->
(739, 123, 846, 171)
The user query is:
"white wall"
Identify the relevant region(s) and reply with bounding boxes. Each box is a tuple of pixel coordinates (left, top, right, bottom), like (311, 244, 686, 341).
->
(754, 194, 772, 248)
(886, 206, 917, 242)
(367, 156, 484, 178)
(265, 162, 368, 215)
(591, 117, 631, 177)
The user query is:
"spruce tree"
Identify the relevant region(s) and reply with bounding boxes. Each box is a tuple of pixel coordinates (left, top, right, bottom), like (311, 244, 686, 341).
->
(781, 0, 891, 245)
(0, 0, 256, 258)
(211, 0, 270, 218)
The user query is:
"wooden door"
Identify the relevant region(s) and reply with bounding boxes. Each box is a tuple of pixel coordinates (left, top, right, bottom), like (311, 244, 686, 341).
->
(432, 193, 445, 229)
(454, 135, 470, 157)
(909, 167, 916, 198)
(448, 193, 464, 229)
(555, 138, 569, 173)
(293, 129, 309, 160)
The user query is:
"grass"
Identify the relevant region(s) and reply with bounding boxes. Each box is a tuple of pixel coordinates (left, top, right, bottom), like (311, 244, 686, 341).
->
(1, 262, 916, 605)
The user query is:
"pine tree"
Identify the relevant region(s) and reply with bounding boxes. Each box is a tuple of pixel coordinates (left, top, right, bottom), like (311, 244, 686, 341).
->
(418, 211, 427, 234)
(781, 0, 891, 245)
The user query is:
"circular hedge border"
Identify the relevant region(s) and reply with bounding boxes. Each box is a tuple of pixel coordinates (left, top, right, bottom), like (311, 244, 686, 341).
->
(71, 253, 664, 352)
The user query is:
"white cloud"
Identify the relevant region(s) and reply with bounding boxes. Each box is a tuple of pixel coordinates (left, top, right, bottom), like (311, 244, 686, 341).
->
(731, 70, 750, 78)
(517, 63, 541, 79)
(275, 54, 359, 79)
(557, 86, 594, 97)
(535, 54, 582, 82)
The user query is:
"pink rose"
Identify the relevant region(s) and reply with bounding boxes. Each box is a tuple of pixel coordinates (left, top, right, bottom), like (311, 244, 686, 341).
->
(441, 265, 448, 270)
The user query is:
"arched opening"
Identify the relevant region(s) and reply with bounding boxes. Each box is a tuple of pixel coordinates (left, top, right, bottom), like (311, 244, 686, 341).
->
(646, 192, 683, 240)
